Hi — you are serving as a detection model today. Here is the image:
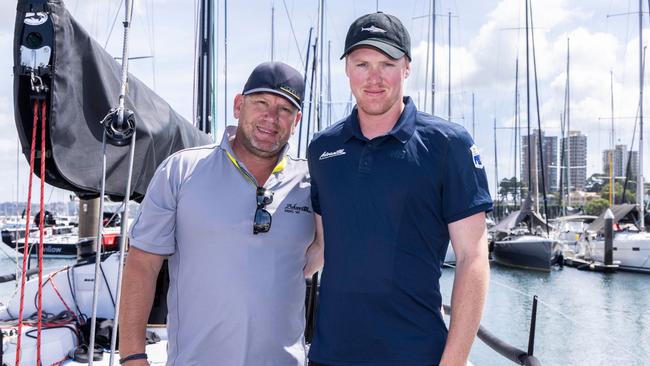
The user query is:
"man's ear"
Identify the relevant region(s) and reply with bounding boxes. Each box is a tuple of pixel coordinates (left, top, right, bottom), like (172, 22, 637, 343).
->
(233, 94, 244, 119)
(291, 111, 302, 134)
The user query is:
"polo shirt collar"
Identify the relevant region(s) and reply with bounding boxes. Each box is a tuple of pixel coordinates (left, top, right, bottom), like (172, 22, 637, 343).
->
(342, 96, 417, 144)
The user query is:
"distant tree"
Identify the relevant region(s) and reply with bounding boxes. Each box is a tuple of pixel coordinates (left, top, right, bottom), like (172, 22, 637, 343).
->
(585, 198, 610, 216)
(600, 181, 635, 204)
(499, 177, 524, 203)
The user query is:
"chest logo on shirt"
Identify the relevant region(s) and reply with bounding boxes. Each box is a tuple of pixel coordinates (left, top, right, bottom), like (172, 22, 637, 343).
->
(470, 144, 484, 169)
(284, 203, 312, 214)
(319, 149, 346, 160)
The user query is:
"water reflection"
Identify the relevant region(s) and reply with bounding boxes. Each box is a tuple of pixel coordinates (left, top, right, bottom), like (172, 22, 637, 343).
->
(441, 265, 650, 365)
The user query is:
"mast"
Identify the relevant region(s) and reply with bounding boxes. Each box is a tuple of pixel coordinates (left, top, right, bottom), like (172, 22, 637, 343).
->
(525, 0, 532, 211)
(424, 0, 431, 112)
(529, 0, 550, 224)
(559, 113, 565, 215)
(638, 0, 645, 230)
(514, 58, 519, 209)
(472, 92, 476, 138)
(327, 40, 332, 127)
(297, 27, 313, 158)
(610, 70, 615, 205)
(432, 0, 436, 116)
(271, 0, 275, 61)
(566, 38, 571, 208)
(317, 0, 325, 132)
(196, 0, 215, 136)
(447, 11, 451, 121)
(559, 39, 569, 215)
(223, 0, 228, 128)
(494, 117, 499, 218)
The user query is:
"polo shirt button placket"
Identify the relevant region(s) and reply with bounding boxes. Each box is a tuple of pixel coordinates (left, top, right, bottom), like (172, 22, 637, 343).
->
(359, 143, 373, 174)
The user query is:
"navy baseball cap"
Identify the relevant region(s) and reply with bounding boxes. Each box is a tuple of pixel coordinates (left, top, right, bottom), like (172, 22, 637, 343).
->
(341, 12, 412, 61)
(242, 62, 305, 110)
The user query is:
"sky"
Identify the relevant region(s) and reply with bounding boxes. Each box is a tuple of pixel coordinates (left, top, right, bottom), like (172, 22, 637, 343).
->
(0, 0, 649, 205)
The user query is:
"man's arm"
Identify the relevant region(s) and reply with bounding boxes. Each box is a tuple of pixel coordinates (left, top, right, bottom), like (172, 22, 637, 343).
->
(304, 214, 324, 277)
(118, 247, 165, 365)
(439, 211, 490, 366)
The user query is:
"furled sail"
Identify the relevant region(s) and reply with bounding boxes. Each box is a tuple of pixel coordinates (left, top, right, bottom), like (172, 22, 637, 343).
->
(13, 0, 212, 201)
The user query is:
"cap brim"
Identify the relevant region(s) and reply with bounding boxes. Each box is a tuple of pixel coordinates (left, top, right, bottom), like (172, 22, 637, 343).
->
(340, 40, 406, 60)
(242, 88, 302, 110)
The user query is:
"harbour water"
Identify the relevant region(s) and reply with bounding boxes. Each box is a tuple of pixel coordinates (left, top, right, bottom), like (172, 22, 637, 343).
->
(0, 255, 647, 365)
(441, 265, 650, 365)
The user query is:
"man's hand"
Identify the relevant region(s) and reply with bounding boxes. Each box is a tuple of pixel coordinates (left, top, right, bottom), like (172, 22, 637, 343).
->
(304, 214, 324, 277)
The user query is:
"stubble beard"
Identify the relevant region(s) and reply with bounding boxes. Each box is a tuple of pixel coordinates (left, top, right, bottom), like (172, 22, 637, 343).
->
(238, 125, 286, 159)
(356, 93, 401, 118)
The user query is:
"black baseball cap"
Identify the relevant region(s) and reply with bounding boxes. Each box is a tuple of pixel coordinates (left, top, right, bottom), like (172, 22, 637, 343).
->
(341, 12, 412, 61)
(242, 62, 305, 110)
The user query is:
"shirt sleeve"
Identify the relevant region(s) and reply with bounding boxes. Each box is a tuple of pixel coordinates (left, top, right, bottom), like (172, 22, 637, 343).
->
(442, 128, 493, 224)
(128, 157, 179, 255)
(307, 143, 322, 215)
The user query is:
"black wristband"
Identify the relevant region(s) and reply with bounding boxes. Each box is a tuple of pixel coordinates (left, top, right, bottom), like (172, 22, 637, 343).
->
(119, 352, 148, 364)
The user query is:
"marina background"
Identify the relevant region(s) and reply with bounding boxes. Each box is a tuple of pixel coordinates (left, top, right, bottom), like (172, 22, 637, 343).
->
(1, 0, 650, 365)
(1, 0, 650, 204)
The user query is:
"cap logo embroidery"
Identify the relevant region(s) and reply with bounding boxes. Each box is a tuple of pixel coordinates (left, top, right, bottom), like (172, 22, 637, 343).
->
(279, 85, 300, 101)
(470, 144, 484, 169)
(319, 149, 347, 160)
(361, 25, 386, 33)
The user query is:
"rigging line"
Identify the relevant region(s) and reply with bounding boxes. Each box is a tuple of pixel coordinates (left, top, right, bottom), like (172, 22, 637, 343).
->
(529, 0, 550, 224)
(36, 101, 46, 365)
(45, 185, 54, 204)
(225, 0, 229, 129)
(192, 0, 200, 126)
(143, 0, 157, 91)
(452, 13, 468, 127)
(15, 100, 41, 366)
(424, 0, 432, 112)
(108, 132, 138, 364)
(103, 0, 124, 49)
(281, 0, 304, 66)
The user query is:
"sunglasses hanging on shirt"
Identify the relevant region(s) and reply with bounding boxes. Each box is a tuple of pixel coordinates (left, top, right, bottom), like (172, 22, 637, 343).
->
(254, 187, 273, 234)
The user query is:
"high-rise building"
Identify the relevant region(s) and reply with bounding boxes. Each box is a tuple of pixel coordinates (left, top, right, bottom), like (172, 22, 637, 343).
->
(521, 130, 558, 194)
(602, 144, 639, 179)
(561, 131, 587, 191)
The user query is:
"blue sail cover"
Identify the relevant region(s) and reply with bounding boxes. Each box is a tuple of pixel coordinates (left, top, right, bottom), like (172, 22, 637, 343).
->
(13, 0, 212, 201)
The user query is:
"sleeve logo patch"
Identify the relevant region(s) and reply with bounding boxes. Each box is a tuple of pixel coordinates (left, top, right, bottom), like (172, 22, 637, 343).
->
(470, 144, 484, 169)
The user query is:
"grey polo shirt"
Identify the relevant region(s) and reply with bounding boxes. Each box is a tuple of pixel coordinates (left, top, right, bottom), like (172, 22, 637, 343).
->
(129, 126, 315, 366)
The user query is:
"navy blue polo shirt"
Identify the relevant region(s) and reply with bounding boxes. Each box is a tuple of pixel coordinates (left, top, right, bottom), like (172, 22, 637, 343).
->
(307, 97, 492, 366)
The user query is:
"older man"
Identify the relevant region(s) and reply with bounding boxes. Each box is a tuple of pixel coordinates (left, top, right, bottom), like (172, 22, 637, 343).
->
(307, 12, 492, 366)
(119, 61, 323, 366)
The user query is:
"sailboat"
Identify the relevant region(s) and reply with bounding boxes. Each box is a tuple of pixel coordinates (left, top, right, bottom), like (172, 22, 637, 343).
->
(490, 0, 562, 272)
(491, 197, 562, 271)
(580, 1, 650, 274)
